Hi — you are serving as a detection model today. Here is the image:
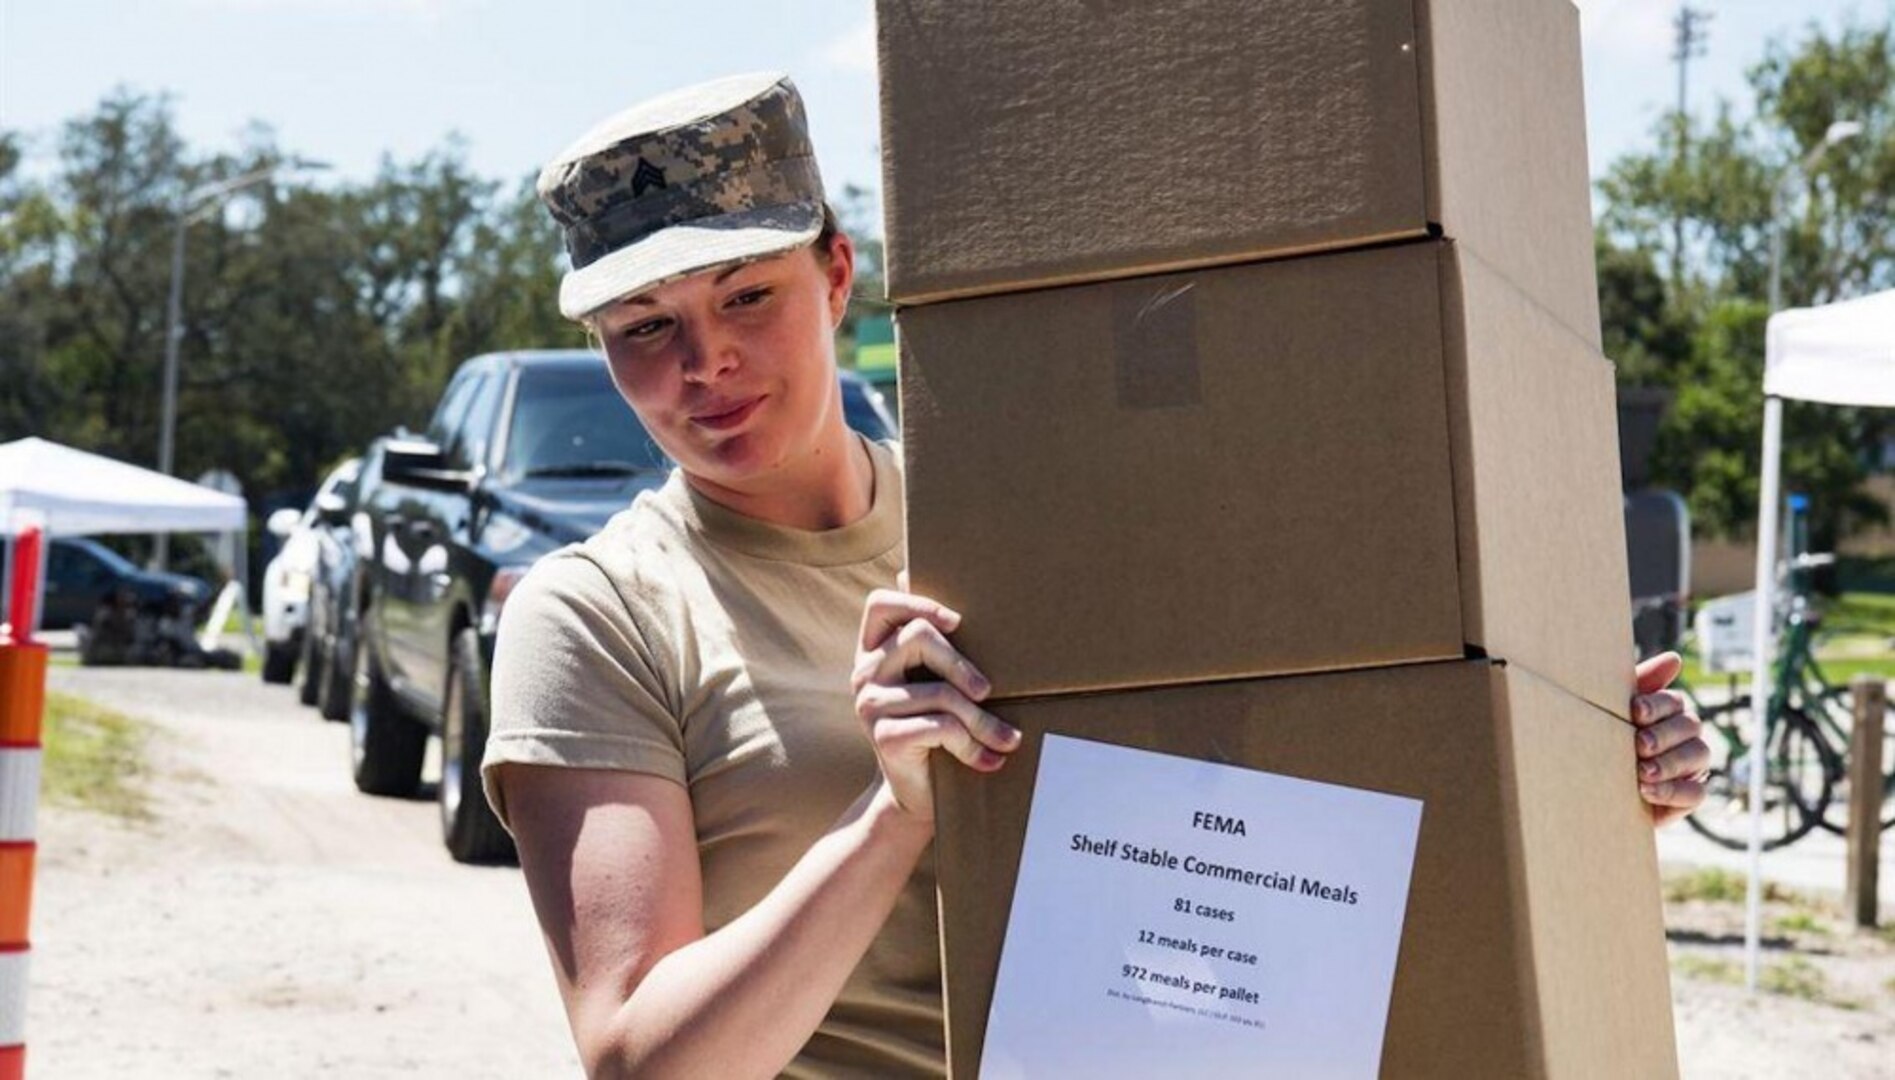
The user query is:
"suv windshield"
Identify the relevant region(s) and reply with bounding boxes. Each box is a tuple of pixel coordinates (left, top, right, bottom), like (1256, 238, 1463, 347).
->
(503, 364, 670, 480)
(71, 537, 139, 577)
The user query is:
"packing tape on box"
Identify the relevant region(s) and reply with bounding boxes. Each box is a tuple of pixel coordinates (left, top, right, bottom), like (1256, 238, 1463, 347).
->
(1114, 280, 1202, 410)
(0, 949, 25, 1045)
(0, 750, 35, 843)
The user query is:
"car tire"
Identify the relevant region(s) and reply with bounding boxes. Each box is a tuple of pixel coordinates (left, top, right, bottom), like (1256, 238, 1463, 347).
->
(297, 618, 323, 708)
(317, 619, 355, 723)
(440, 627, 514, 863)
(261, 639, 297, 684)
(349, 629, 425, 797)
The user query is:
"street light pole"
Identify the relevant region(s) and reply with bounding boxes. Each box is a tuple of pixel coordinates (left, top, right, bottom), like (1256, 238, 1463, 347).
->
(153, 160, 327, 570)
(1767, 120, 1864, 316)
(157, 215, 188, 490)
(1745, 116, 1861, 994)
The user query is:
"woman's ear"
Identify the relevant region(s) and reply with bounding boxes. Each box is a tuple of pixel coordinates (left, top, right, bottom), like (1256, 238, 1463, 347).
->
(824, 230, 857, 325)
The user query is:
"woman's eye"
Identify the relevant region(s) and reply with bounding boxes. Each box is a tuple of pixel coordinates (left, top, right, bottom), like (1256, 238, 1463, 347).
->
(624, 317, 670, 340)
(728, 287, 772, 309)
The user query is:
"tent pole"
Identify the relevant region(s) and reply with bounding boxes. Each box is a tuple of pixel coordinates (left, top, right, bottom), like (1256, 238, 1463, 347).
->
(237, 529, 259, 653)
(1745, 395, 1785, 992)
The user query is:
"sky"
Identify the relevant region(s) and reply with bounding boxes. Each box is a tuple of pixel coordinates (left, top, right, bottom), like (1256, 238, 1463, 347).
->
(2, 0, 1889, 223)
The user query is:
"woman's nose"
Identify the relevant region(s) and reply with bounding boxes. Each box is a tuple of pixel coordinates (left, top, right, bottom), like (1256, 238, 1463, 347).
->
(679, 320, 741, 381)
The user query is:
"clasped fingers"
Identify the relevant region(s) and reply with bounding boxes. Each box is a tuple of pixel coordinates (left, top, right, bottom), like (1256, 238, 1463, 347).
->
(855, 681, 1022, 759)
(1631, 686, 1708, 824)
(852, 615, 992, 703)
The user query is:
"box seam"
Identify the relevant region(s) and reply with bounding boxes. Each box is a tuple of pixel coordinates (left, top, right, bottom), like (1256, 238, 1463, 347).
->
(980, 653, 1475, 708)
(1435, 240, 1484, 652)
(885, 229, 1432, 309)
(1493, 665, 1551, 1080)
(1412, 0, 1442, 228)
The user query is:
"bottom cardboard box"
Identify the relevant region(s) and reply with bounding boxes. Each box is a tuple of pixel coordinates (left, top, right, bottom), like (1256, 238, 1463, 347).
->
(933, 659, 1677, 1078)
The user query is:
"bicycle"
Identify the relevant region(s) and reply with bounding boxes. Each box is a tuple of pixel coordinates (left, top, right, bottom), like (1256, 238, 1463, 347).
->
(1682, 553, 1893, 850)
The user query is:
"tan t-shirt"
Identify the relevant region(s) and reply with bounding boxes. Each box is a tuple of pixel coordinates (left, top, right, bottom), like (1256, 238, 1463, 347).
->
(482, 438, 943, 1078)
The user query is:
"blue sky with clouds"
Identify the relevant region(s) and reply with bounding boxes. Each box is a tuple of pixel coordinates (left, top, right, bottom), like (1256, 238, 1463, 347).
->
(2, 0, 1888, 222)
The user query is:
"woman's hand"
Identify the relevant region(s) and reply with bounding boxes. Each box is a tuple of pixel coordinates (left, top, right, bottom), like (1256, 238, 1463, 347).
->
(852, 582, 1022, 825)
(1630, 652, 1710, 827)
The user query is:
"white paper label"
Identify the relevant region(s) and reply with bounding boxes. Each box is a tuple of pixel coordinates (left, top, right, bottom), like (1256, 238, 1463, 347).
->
(980, 734, 1424, 1079)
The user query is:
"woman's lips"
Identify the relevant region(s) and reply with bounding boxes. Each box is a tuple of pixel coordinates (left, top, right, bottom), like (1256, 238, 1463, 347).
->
(691, 395, 765, 431)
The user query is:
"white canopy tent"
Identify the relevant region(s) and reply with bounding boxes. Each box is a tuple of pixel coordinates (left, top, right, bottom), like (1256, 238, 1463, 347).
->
(0, 437, 247, 536)
(1745, 287, 1895, 986)
(0, 437, 252, 642)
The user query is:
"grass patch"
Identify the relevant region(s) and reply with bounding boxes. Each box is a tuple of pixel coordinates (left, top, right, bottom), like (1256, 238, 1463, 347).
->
(1672, 954, 1741, 984)
(1679, 648, 1895, 691)
(1679, 590, 1895, 688)
(1826, 591, 1895, 637)
(1665, 866, 1804, 906)
(1671, 953, 1859, 1008)
(1772, 910, 1832, 937)
(41, 691, 153, 821)
(1805, 656, 1895, 684)
(1666, 867, 1747, 903)
(1760, 956, 1856, 1008)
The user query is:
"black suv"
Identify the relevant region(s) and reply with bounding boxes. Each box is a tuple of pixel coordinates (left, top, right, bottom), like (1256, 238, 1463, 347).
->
(351, 350, 896, 862)
(37, 537, 212, 631)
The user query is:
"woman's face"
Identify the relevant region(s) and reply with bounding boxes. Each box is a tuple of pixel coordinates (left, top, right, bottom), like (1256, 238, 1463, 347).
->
(592, 232, 856, 491)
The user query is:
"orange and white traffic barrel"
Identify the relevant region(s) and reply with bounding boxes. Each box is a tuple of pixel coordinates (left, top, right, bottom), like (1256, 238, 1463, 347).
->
(0, 520, 48, 1080)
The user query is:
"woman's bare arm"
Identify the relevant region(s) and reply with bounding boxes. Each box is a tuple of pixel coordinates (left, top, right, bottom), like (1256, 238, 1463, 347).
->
(499, 589, 1018, 1079)
(501, 765, 934, 1080)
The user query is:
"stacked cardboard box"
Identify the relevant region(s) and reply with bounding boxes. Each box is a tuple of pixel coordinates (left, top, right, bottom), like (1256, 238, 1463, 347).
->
(878, 1, 1678, 1076)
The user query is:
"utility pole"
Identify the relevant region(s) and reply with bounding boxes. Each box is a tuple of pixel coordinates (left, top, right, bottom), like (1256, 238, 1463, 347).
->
(1669, 3, 1711, 288)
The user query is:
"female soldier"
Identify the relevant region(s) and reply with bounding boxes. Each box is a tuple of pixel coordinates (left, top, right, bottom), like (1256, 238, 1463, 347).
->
(482, 73, 1708, 1079)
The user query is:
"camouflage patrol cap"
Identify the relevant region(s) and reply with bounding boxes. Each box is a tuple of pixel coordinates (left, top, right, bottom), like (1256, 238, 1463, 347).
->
(538, 72, 827, 320)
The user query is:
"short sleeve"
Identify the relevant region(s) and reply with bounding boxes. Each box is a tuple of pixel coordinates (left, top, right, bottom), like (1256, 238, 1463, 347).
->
(481, 550, 683, 831)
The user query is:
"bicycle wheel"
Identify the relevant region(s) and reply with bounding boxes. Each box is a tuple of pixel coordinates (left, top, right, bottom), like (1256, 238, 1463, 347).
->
(1684, 698, 1836, 851)
(1812, 689, 1895, 835)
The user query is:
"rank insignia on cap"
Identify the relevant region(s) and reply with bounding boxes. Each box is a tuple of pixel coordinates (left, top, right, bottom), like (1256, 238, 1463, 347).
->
(631, 158, 667, 197)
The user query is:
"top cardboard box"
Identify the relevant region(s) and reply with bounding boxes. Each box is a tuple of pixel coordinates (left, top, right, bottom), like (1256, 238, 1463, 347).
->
(877, 0, 1601, 345)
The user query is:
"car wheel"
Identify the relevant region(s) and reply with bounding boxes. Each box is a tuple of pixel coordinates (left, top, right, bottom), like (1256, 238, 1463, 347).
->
(440, 627, 514, 863)
(349, 628, 425, 797)
(261, 639, 297, 684)
(317, 620, 355, 723)
(297, 619, 323, 707)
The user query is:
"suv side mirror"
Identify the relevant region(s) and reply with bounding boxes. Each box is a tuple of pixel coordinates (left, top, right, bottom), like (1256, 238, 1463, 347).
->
(266, 508, 302, 538)
(314, 491, 350, 527)
(383, 438, 473, 493)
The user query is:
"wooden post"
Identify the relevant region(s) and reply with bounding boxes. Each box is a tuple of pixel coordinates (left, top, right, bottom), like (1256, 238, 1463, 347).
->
(1846, 676, 1885, 929)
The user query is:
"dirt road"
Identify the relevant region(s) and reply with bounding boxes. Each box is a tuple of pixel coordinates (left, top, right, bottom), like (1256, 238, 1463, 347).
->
(28, 664, 579, 1078)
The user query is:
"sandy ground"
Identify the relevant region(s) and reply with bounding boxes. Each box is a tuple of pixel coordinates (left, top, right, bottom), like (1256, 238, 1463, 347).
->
(21, 663, 1895, 1077)
(27, 664, 580, 1078)
(1666, 887, 1895, 1079)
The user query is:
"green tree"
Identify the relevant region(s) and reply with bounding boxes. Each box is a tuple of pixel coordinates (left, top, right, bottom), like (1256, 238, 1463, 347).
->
(1594, 232, 1695, 388)
(1597, 18, 1895, 540)
(0, 90, 571, 522)
(1650, 299, 1885, 547)
(440, 176, 583, 363)
(832, 181, 887, 358)
(0, 130, 65, 437)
